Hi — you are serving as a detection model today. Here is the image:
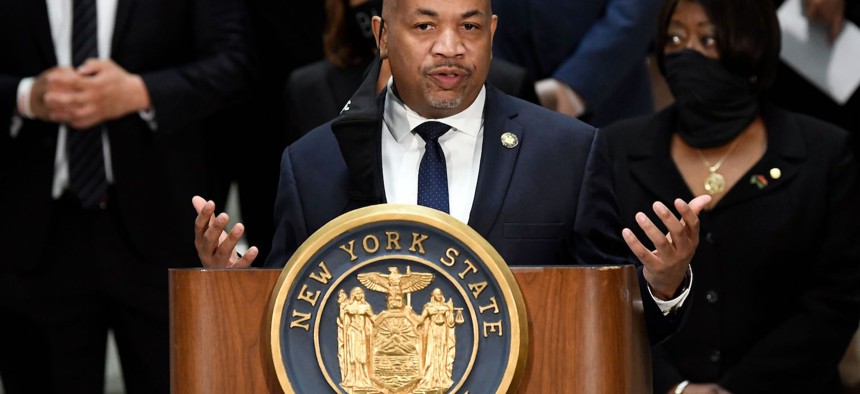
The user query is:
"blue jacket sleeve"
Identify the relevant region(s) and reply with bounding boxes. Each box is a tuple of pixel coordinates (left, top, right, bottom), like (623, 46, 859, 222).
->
(265, 146, 309, 268)
(552, 0, 663, 111)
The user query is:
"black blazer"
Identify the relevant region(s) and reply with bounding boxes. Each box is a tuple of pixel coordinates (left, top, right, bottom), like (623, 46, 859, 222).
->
(604, 104, 860, 393)
(0, 0, 253, 269)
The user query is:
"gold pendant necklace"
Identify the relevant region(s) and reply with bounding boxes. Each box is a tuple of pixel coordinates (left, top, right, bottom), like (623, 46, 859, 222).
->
(696, 139, 740, 196)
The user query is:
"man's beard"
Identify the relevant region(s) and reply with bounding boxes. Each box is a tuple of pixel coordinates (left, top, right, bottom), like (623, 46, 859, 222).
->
(426, 90, 465, 109)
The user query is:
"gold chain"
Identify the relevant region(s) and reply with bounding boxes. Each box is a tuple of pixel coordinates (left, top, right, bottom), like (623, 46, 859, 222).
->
(696, 138, 741, 195)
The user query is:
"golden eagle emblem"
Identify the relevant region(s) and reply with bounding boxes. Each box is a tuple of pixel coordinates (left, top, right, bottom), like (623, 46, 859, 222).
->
(357, 267, 434, 299)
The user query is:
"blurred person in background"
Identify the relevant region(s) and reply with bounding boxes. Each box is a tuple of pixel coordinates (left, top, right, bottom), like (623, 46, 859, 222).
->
(0, 0, 252, 392)
(768, 0, 860, 159)
(490, 0, 664, 126)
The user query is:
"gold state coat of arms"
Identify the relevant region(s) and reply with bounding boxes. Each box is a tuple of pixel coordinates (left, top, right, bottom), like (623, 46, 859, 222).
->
(268, 205, 528, 393)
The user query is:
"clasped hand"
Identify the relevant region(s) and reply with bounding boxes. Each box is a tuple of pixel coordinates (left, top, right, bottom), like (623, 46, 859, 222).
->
(30, 59, 150, 129)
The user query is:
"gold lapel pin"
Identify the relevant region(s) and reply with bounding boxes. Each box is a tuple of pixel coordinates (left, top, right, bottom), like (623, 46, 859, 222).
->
(769, 168, 782, 180)
(501, 132, 518, 149)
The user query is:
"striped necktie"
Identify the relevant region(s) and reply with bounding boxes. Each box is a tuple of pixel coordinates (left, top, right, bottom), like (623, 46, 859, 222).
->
(67, 0, 107, 208)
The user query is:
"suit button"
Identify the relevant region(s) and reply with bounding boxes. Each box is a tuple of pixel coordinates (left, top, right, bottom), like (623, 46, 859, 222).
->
(705, 290, 719, 304)
(705, 232, 715, 244)
(709, 350, 721, 363)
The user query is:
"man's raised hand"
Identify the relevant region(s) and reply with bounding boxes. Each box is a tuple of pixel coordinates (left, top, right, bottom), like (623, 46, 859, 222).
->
(192, 195, 258, 268)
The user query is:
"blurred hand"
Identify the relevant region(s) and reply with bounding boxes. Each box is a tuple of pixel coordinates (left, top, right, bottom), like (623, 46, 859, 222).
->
(45, 58, 151, 129)
(623, 195, 711, 299)
(805, 0, 845, 43)
(29, 66, 80, 121)
(535, 78, 586, 118)
(192, 196, 259, 268)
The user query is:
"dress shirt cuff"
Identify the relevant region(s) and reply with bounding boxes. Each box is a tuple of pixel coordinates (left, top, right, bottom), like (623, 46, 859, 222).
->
(673, 380, 691, 394)
(139, 108, 158, 131)
(555, 81, 586, 117)
(649, 266, 693, 316)
(535, 78, 587, 118)
(16, 77, 35, 119)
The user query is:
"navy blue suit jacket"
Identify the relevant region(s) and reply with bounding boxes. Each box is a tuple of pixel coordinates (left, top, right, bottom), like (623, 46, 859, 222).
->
(267, 85, 628, 268)
(266, 81, 681, 342)
(491, 0, 663, 126)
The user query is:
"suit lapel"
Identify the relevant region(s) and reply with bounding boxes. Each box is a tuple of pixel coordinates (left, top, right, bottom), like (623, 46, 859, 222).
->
(468, 86, 522, 236)
(25, 0, 57, 66)
(111, 0, 134, 57)
(629, 156, 693, 204)
(714, 105, 805, 210)
(626, 108, 694, 204)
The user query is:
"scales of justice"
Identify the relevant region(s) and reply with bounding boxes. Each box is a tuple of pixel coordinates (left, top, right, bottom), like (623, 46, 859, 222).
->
(336, 267, 465, 394)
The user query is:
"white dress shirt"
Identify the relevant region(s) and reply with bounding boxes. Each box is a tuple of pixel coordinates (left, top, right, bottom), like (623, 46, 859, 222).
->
(381, 79, 485, 224)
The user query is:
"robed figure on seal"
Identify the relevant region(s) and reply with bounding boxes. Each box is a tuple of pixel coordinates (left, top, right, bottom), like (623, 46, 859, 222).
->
(416, 289, 459, 391)
(338, 288, 376, 392)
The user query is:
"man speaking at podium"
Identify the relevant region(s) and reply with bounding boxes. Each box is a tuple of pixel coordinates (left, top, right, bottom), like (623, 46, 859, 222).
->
(194, 0, 709, 342)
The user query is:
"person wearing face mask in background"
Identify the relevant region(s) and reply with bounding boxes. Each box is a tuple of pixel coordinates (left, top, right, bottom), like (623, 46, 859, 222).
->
(285, 0, 539, 141)
(603, 0, 860, 393)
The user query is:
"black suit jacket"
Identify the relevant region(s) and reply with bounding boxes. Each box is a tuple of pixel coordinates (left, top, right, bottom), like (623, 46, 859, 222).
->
(0, 0, 252, 269)
(604, 104, 860, 393)
(269, 62, 683, 342)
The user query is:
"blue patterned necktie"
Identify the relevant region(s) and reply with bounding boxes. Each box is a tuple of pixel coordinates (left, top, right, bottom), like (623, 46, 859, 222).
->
(414, 121, 451, 213)
(67, 0, 107, 208)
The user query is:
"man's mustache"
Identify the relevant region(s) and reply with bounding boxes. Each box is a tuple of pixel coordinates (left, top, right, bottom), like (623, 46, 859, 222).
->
(423, 62, 473, 75)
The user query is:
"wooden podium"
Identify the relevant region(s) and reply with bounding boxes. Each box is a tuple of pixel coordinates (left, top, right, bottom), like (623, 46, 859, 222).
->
(170, 266, 651, 393)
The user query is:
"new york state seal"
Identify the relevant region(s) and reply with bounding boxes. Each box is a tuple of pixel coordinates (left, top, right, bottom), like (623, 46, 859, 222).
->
(269, 205, 528, 393)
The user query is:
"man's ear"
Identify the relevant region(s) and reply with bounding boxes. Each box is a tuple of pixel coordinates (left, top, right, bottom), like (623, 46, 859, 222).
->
(372, 16, 388, 59)
(490, 14, 498, 38)
(489, 14, 498, 59)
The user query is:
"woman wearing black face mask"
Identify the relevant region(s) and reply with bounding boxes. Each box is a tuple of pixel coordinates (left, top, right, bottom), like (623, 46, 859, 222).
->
(603, 0, 860, 393)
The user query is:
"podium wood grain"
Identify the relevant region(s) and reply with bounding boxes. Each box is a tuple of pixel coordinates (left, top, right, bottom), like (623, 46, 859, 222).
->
(170, 266, 651, 393)
(170, 269, 283, 393)
(514, 266, 651, 393)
